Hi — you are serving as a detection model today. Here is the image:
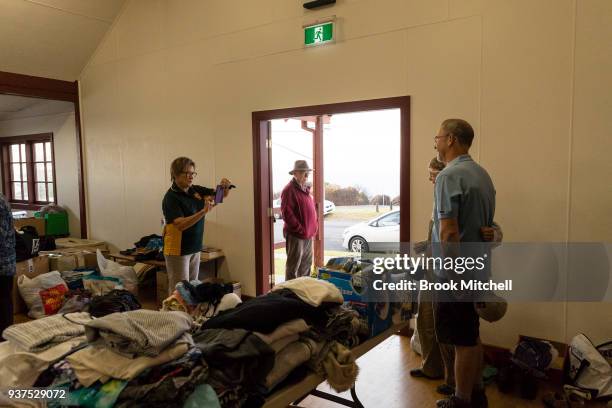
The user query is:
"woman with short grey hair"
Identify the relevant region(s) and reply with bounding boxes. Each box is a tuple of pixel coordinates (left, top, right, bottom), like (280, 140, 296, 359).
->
(162, 157, 232, 294)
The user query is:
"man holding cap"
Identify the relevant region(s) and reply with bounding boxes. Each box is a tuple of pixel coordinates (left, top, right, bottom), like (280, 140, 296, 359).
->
(281, 160, 318, 281)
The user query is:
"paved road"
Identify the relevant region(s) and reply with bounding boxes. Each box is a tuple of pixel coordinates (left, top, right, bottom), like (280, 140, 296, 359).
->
(274, 217, 359, 251)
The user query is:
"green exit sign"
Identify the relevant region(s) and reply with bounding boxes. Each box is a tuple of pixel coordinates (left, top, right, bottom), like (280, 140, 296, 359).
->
(304, 21, 334, 47)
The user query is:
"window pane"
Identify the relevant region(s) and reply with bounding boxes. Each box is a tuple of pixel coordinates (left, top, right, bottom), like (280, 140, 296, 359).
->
(46, 163, 53, 182)
(34, 143, 44, 162)
(22, 163, 28, 181)
(20, 144, 26, 161)
(13, 182, 22, 200)
(36, 163, 46, 182)
(10, 145, 19, 162)
(37, 183, 47, 202)
(47, 183, 54, 202)
(22, 182, 28, 200)
(45, 142, 52, 161)
(11, 163, 21, 181)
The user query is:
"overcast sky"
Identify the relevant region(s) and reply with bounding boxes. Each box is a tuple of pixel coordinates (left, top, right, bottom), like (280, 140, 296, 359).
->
(271, 109, 401, 199)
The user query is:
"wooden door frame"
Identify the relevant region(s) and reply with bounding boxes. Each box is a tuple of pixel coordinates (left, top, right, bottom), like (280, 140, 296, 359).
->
(0, 70, 88, 238)
(252, 96, 411, 295)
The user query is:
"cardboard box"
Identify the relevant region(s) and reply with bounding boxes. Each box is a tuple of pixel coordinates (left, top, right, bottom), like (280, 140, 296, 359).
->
(318, 267, 413, 337)
(201, 247, 224, 260)
(55, 238, 108, 252)
(44, 249, 98, 272)
(13, 255, 50, 314)
(230, 281, 241, 298)
(317, 267, 365, 302)
(14, 217, 45, 236)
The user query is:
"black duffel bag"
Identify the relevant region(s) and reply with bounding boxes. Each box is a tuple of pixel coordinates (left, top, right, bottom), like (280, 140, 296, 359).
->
(15, 225, 40, 262)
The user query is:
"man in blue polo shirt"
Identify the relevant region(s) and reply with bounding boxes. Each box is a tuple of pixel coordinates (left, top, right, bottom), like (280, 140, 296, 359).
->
(431, 119, 495, 408)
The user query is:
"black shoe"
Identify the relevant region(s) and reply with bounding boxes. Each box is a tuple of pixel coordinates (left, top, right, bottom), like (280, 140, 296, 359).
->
(436, 383, 455, 395)
(436, 396, 471, 408)
(471, 389, 488, 408)
(409, 368, 443, 380)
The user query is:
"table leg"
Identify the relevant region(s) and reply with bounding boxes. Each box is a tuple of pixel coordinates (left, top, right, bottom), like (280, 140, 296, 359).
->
(307, 386, 364, 408)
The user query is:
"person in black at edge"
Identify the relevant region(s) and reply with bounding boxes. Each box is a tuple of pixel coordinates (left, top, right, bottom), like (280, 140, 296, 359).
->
(0, 192, 16, 338)
(162, 157, 232, 295)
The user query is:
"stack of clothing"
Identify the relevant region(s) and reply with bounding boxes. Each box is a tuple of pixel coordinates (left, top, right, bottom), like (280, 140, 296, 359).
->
(120, 234, 164, 262)
(88, 289, 141, 317)
(1, 277, 366, 408)
(31, 310, 200, 408)
(197, 277, 362, 400)
(0, 312, 90, 388)
(162, 280, 242, 332)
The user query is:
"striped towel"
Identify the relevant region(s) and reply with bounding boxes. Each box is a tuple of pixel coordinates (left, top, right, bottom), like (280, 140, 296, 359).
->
(85, 309, 192, 357)
(2, 312, 91, 352)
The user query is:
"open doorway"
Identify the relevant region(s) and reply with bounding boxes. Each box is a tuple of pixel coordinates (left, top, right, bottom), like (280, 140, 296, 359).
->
(253, 97, 410, 294)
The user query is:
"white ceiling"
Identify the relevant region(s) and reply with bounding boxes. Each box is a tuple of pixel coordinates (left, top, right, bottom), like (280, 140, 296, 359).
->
(0, 94, 74, 121)
(0, 0, 126, 81)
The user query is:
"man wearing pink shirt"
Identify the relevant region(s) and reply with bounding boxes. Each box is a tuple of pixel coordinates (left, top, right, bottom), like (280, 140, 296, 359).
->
(281, 160, 318, 280)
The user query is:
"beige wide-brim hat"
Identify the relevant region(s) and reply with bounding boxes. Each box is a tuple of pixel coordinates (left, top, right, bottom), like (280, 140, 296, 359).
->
(289, 160, 314, 175)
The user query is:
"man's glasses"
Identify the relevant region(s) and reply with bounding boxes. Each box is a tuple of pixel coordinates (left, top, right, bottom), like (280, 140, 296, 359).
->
(181, 171, 198, 177)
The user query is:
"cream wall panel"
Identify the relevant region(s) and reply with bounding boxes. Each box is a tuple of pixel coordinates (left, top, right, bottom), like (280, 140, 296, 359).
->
(164, 0, 302, 49)
(114, 0, 166, 60)
(30, 0, 125, 22)
(0, 114, 81, 237)
(479, 0, 574, 241)
(162, 42, 216, 181)
(475, 0, 574, 347)
(0, 0, 112, 80)
(449, 0, 485, 19)
(80, 62, 127, 246)
(89, 28, 118, 68)
(565, 0, 612, 346)
(481, 303, 566, 348)
(209, 0, 447, 66)
(114, 52, 169, 243)
(566, 303, 612, 346)
(337, 0, 447, 40)
(404, 17, 481, 242)
(569, 0, 612, 242)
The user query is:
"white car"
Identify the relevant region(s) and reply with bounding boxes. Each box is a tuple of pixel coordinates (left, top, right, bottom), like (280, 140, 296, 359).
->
(342, 210, 400, 252)
(273, 198, 335, 219)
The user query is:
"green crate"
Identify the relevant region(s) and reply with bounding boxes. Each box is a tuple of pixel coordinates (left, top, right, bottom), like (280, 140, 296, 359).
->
(43, 212, 69, 236)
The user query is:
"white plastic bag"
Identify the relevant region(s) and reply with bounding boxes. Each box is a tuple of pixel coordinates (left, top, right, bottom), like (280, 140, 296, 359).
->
(96, 250, 138, 294)
(17, 271, 68, 319)
(411, 324, 422, 356)
(566, 333, 612, 399)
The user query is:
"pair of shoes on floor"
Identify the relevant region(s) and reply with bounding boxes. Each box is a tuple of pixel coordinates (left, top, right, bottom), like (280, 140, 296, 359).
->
(436, 389, 488, 408)
(436, 383, 455, 395)
(409, 368, 443, 380)
(542, 392, 586, 408)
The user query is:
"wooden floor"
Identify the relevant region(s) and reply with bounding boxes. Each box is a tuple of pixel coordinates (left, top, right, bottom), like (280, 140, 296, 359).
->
(300, 334, 606, 408)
